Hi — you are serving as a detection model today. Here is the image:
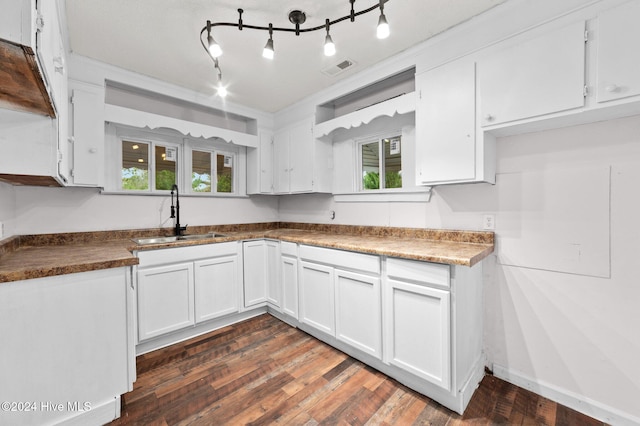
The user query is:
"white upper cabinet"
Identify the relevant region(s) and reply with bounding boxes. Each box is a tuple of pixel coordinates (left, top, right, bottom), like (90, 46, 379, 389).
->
(416, 58, 495, 185)
(478, 21, 586, 127)
(273, 117, 331, 194)
(596, 1, 640, 103)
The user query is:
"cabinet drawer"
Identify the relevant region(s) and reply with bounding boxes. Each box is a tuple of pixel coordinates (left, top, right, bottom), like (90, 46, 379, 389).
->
(280, 241, 298, 257)
(386, 258, 449, 288)
(136, 242, 239, 266)
(299, 245, 380, 274)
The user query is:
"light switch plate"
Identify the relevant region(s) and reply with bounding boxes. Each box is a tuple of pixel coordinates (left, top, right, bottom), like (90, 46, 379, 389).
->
(483, 215, 495, 230)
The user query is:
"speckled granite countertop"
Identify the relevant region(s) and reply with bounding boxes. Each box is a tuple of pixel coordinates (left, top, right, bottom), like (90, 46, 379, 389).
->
(0, 222, 494, 283)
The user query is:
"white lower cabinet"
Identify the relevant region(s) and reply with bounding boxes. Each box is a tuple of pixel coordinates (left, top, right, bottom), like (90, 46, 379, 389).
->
(335, 269, 382, 359)
(299, 260, 335, 335)
(386, 278, 451, 390)
(242, 239, 280, 308)
(195, 255, 240, 323)
(137, 262, 195, 341)
(280, 241, 299, 319)
(136, 242, 242, 344)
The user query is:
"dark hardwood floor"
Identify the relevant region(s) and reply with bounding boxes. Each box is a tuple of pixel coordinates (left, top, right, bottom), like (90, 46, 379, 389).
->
(110, 314, 606, 425)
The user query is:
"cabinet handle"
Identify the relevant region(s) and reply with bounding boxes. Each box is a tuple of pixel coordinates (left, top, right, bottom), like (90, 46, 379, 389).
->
(605, 84, 619, 93)
(89, 148, 97, 154)
(484, 114, 494, 122)
(54, 57, 64, 74)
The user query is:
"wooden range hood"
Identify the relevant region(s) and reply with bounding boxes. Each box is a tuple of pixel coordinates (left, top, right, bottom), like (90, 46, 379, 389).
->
(0, 38, 55, 117)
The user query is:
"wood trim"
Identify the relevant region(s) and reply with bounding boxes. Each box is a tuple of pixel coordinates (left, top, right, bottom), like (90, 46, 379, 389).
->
(0, 174, 61, 187)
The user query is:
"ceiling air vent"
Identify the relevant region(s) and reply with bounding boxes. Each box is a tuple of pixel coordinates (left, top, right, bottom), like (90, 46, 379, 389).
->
(321, 58, 356, 77)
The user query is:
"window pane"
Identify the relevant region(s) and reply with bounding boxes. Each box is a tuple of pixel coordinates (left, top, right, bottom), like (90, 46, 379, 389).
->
(122, 141, 149, 190)
(192, 150, 212, 193)
(217, 153, 233, 193)
(383, 137, 402, 189)
(361, 141, 380, 190)
(155, 145, 177, 190)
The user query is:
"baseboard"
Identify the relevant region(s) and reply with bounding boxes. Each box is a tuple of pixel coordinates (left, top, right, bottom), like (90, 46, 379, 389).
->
(492, 364, 640, 426)
(56, 396, 119, 426)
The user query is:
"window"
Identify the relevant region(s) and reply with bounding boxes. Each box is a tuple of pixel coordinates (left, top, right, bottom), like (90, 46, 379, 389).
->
(359, 135, 402, 191)
(121, 139, 178, 192)
(191, 149, 235, 194)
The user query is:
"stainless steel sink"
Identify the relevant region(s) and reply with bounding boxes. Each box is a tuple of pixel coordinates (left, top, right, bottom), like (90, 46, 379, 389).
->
(133, 233, 227, 245)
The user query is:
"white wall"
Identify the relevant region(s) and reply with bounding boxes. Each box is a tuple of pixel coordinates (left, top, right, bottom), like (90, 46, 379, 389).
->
(11, 187, 279, 235)
(279, 114, 640, 424)
(0, 182, 16, 239)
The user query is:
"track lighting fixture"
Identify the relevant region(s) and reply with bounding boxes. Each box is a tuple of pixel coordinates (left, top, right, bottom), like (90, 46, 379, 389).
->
(377, 0, 390, 39)
(262, 24, 275, 59)
(199, 0, 390, 96)
(324, 19, 336, 57)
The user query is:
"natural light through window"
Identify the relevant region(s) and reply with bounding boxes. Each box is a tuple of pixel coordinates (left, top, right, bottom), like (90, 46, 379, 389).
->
(360, 136, 402, 191)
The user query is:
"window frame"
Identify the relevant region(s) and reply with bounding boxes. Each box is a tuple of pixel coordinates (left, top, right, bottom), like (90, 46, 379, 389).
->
(356, 133, 403, 192)
(187, 147, 237, 195)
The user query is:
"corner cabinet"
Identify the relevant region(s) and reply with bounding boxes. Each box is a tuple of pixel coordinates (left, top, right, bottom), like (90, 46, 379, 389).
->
(273, 118, 331, 194)
(242, 239, 279, 308)
(415, 58, 495, 185)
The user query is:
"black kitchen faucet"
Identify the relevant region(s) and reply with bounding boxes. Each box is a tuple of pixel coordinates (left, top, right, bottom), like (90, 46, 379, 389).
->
(170, 184, 187, 236)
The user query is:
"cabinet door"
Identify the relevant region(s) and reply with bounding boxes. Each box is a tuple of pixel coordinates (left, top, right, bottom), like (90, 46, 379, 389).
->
(288, 120, 314, 193)
(416, 59, 476, 184)
(299, 261, 335, 335)
(265, 240, 281, 308)
(281, 255, 298, 319)
(242, 241, 267, 307)
(194, 255, 239, 323)
(137, 263, 195, 341)
(386, 279, 451, 390)
(273, 129, 290, 193)
(70, 84, 104, 186)
(596, 1, 640, 103)
(479, 21, 586, 126)
(335, 269, 381, 359)
(259, 130, 274, 193)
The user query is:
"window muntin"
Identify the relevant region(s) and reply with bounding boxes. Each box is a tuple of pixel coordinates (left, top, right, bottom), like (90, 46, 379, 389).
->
(359, 135, 402, 191)
(192, 150, 213, 193)
(122, 141, 150, 190)
(216, 152, 234, 193)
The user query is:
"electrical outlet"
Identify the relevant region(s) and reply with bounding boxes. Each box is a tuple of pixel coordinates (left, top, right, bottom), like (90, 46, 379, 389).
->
(483, 215, 495, 230)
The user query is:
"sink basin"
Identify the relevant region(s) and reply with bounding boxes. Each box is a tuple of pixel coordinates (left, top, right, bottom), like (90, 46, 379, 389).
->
(133, 233, 227, 245)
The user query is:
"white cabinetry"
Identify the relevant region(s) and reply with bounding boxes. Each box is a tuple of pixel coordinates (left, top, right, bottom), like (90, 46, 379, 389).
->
(247, 129, 274, 194)
(478, 21, 586, 127)
(385, 260, 451, 390)
(274, 118, 331, 194)
(415, 58, 494, 185)
(68, 81, 105, 186)
(299, 260, 335, 335)
(136, 242, 242, 343)
(195, 254, 240, 323)
(0, 268, 135, 426)
(280, 241, 299, 319)
(137, 262, 195, 341)
(242, 240, 279, 308)
(335, 269, 382, 359)
(596, 1, 640, 103)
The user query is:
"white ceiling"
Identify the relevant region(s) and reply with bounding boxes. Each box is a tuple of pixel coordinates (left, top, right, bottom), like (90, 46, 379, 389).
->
(65, 0, 506, 113)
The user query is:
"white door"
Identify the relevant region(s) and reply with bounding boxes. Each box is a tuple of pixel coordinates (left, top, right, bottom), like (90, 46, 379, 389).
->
(273, 129, 290, 193)
(299, 261, 335, 335)
(265, 240, 281, 308)
(479, 21, 586, 126)
(288, 120, 314, 193)
(194, 255, 239, 323)
(137, 262, 195, 341)
(281, 254, 298, 319)
(242, 241, 267, 307)
(416, 59, 476, 184)
(335, 269, 381, 359)
(596, 1, 640, 103)
(386, 279, 451, 390)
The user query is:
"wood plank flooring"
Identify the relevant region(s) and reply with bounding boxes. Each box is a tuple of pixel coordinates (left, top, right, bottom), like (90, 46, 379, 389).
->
(110, 314, 607, 425)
